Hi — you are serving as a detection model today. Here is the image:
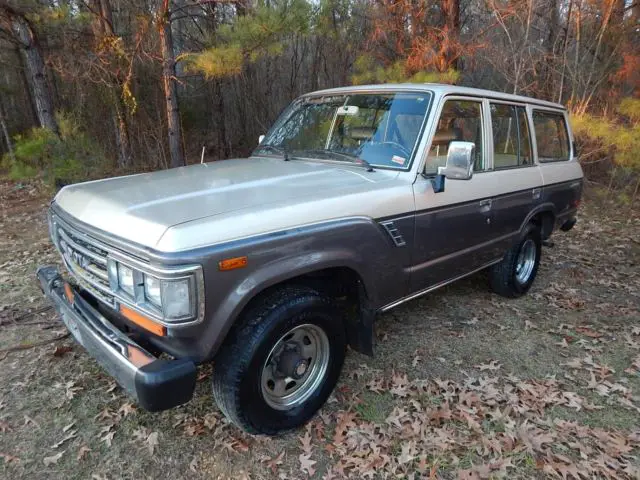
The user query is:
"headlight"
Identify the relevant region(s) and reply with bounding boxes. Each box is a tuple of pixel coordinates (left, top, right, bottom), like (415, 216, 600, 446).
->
(108, 260, 200, 324)
(161, 278, 191, 318)
(117, 264, 135, 296)
(143, 275, 192, 320)
(144, 274, 161, 307)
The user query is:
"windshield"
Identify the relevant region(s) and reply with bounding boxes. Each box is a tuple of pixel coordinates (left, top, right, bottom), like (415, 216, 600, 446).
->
(254, 91, 432, 170)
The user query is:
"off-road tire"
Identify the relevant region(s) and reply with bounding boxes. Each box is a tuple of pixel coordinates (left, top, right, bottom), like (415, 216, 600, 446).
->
(212, 285, 346, 435)
(489, 223, 542, 298)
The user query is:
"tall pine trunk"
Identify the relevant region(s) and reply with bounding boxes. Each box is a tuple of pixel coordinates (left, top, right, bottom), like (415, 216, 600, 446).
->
(158, 0, 185, 169)
(0, 98, 15, 163)
(91, 0, 133, 168)
(5, 7, 58, 134)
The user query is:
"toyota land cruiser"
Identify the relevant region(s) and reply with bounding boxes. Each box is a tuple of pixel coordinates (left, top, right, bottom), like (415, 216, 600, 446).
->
(37, 84, 583, 434)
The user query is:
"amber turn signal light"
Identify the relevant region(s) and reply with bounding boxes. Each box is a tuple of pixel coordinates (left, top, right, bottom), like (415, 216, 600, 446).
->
(63, 283, 75, 304)
(119, 305, 166, 337)
(218, 256, 248, 271)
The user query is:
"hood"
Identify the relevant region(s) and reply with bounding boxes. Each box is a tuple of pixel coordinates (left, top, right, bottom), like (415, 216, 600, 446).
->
(54, 157, 408, 251)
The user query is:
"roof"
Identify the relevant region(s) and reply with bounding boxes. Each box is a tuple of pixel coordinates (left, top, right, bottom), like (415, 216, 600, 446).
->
(306, 83, 566, 110)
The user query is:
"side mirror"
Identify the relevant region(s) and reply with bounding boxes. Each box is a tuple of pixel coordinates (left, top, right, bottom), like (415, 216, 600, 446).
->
(438, 141, 475, 181)
(258, 135, 265, 145)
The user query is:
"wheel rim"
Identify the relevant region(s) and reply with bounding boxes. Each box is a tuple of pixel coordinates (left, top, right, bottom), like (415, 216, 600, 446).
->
(260, 324, 330, 411)
(515, 238, 537, 284)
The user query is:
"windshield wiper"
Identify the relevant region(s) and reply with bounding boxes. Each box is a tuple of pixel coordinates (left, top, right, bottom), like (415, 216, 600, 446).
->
(302, 149, 374, 172)
(256, 144, 289, 161)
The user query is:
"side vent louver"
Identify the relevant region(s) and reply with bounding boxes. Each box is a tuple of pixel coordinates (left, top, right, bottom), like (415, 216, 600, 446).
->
(381, 221, 406, 247)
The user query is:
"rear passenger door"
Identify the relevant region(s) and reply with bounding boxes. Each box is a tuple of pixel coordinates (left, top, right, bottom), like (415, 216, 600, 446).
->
(487, 102, 543, 251)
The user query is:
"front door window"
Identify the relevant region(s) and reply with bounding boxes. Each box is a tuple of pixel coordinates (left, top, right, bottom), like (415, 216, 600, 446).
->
(425, 100, 485, 174)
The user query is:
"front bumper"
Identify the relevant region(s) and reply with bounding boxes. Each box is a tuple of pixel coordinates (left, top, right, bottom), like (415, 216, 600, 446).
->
(36, 265, 197, 411)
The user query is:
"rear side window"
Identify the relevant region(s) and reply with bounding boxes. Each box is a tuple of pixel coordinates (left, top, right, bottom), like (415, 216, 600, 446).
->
(490, 104, 532, 168)
(532, 111, 570, 161)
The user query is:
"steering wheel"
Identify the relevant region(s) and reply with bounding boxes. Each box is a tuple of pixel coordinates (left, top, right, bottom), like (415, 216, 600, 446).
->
(378, 141, 412, 158)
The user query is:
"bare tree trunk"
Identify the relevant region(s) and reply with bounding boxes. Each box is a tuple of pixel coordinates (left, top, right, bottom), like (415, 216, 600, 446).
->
(213, 79, 229, 159)
(0, 98, 15, 163)
(157, 0, 185, 168)
(441, 0, 460, 71)
(557, 0, 573, 103)
(113, 101, 132, 168)
(91, 0, 133, 168)
(3, 6, 58, 134)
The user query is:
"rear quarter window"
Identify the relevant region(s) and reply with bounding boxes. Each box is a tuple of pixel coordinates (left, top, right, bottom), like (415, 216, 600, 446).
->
(532, 111, 570, 162)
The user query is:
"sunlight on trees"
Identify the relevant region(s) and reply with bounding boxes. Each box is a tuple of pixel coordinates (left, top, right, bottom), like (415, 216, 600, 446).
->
(0, 0, 637, 194)
(183, 0, 312, 79)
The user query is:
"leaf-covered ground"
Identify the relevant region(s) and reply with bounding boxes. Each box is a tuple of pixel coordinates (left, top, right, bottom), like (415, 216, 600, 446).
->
(1, 180, 639, 479)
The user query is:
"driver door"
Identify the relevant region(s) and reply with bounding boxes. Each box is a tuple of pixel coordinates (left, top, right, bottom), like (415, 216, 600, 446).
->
(410, 97, 498, 291)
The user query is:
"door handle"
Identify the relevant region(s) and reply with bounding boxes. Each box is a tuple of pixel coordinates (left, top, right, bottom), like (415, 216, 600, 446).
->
(479, 199, 492, 209)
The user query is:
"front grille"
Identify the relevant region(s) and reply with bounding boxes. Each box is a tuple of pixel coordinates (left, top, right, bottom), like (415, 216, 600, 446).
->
(51, 214, 115, 306)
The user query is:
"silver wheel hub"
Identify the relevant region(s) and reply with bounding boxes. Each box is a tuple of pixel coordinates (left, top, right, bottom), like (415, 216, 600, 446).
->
(515, 238, 536, 284)
(261, 324, 330, 411)
(295, 360, 308, 378)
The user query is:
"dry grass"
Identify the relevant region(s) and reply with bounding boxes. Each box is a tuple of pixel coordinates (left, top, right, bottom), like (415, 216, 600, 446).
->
(0, 180, 638, 479)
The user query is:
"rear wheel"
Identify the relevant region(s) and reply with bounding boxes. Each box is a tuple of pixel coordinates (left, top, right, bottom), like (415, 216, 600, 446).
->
(212, 286, 346, 435)
(489, 224, 541, 298)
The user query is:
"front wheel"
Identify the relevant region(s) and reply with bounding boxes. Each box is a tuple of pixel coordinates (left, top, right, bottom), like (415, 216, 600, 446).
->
(212, 286, 346, 435)
(489, 224, 542, 298)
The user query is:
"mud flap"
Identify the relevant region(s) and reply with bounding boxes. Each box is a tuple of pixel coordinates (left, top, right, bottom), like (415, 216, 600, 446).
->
(346, 283, 375, 357)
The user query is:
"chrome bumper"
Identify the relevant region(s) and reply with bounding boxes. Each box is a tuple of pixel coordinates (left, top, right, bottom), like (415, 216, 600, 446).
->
(36, 265, 196, 411)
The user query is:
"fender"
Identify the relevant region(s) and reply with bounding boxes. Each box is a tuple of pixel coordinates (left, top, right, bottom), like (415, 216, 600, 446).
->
(212, 249, 375, 356)
(188, 217, 407, 361)
(518, 202, 556, 239)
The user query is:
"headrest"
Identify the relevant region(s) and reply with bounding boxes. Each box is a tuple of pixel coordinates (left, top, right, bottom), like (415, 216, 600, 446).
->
(432, 129, 459, 144)
(349, 127, 376, 140)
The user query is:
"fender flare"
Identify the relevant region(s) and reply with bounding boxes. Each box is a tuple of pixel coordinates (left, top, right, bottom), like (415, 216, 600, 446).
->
(205, 249, 375, 359)
(519, 203, 556, 239)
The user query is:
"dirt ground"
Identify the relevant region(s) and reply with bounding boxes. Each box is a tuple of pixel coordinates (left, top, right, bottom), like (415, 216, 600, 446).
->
(1, 180, 639, 480)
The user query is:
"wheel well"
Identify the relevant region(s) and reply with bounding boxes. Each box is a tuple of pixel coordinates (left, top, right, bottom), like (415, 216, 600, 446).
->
(530, 210, 555, 240)
(240, 267, 374, 355)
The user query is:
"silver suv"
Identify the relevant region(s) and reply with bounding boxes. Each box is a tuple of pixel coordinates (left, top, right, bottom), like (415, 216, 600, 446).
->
(37, 84, 583, 434)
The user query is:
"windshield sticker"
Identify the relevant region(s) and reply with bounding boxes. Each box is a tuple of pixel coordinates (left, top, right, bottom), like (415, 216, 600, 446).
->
(391, 155, 406, 166)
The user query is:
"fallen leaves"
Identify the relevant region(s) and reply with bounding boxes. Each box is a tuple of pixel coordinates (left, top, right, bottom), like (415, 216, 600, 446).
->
(99, 425, 115, 447)
(43, 450, 64, 466)
(0, 453, 20, 465)
(52, 345, 72, 357)
(474, 360, 502, 371)
(50, 429, 77, 449)
(313, 361, 640, 479)
(77, 446, 91, 461)
(117, 402, 136, 418)
(299, 425, 316, 476)
(263, 451, 284, 474)
(23, 415, 39, 428)
(146, 431, 159, 455)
